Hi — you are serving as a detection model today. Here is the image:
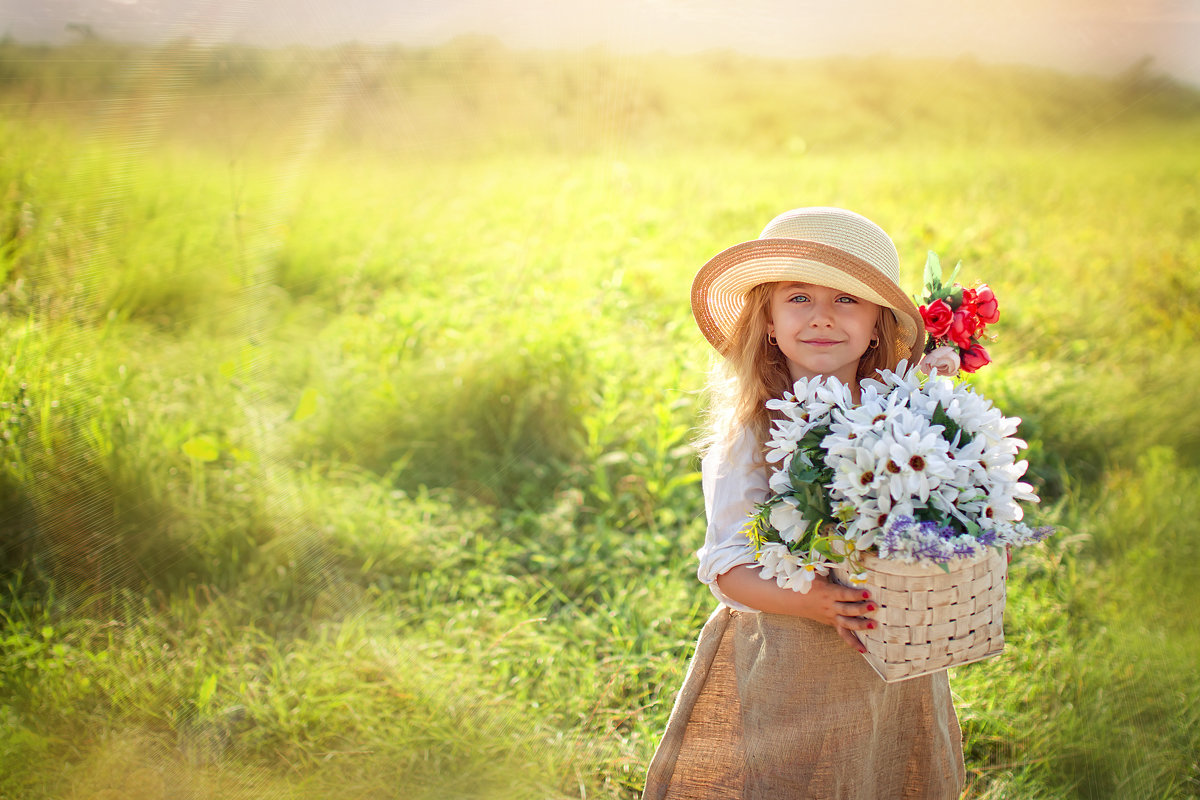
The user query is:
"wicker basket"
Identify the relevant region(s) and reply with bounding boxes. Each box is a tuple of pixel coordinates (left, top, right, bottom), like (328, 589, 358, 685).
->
(832, 548, 1007, 683)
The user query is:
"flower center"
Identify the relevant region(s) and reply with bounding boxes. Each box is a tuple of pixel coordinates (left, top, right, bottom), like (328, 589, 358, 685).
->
(886, 460, 902, 474)
(908, 455, 927, 471)
(860, 470, 875, 485)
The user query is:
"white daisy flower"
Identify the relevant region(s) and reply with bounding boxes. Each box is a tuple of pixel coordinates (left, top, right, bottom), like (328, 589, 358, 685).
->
(751, 359, 1049, 580)
(768, 496, 810, 544)
(756, 543, 827, 594)
(768, 467, 793, 495)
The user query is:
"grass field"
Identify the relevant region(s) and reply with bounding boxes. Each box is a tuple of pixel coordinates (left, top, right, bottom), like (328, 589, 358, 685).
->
(2, 39, 1199, 798)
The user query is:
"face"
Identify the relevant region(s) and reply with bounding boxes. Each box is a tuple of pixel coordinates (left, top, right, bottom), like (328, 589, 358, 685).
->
(768, 282, 881, 386)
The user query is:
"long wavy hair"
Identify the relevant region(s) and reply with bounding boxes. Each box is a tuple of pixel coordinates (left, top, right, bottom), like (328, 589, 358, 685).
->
(701, 282, 903, 459)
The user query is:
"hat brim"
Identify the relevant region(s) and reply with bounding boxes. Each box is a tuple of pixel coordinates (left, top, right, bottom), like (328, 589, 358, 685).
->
(691, 238, 926, 359)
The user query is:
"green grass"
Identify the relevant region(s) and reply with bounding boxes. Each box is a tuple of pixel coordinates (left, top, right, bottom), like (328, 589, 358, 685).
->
(2, 39, 1200, 798)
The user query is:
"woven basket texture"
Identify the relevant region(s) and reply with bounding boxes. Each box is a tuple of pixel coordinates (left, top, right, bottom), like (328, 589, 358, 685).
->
(833, 549, 1006, 683)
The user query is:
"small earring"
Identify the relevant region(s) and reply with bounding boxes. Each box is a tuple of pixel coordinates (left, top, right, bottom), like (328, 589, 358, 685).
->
(866, 337, 879, 352)
(767, 332, 778, 346)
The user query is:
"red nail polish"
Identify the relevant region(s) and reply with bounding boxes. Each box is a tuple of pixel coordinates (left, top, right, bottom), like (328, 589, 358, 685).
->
(866, 604, 876, 611)
(867, 621, 876, 629)
(861, 591, 870, 599)
(858, 647, 867, 654)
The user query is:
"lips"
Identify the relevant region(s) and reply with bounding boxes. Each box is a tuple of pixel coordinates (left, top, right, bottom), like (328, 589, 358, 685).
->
(802, 339, 843, 346)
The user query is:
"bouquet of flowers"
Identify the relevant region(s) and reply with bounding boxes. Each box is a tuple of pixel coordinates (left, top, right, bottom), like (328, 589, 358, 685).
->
(915, 252, 999, 377)
(746, 367, 1052, 593)
(744, 256, 1052, 679)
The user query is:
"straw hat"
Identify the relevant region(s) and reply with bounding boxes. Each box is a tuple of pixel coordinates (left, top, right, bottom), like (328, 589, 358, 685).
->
(691, 207, 925, 360)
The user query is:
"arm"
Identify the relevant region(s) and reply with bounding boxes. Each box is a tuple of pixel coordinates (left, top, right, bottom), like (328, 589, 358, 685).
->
(716, 565, 876, 652)
(698, 427, 874, 651)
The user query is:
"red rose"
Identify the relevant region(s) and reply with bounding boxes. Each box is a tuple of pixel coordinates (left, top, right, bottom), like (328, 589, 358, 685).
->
(974, 284, 999, 324)
(960, 343, 992, 372)
(948, 309, 977, 349)
(920, 299, 953, 338)
(958, 287, 978, 315)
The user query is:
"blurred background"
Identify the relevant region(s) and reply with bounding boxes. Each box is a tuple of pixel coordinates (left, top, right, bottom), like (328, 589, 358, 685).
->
(1, 1, 1198, 798)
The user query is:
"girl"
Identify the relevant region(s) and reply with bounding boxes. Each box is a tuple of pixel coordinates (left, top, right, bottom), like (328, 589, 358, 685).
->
(643, 208, 965, 799)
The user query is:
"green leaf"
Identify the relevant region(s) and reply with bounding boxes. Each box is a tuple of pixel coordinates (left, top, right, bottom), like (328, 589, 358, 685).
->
(293, 387, 320, 422)
(182, 435, 220, 462)
(803, 483, 830, 518)
(947, 285, 964, 309)
(946, 260, 962, 287)
(196, 673, 218, 712)
(745, 503, 776, 548)
(924, 251, 942, 293)
(931, 402, 963, 447)
(937, 562, 952, 574)
(790, 464, 822, 486)
(812, 536, 836, 559)
(798, 428, 826, 451)
(230, 446, 255, 463)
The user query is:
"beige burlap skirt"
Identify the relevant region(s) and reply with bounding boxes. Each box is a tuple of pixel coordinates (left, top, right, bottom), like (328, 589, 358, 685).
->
(643, 606, 965, 800)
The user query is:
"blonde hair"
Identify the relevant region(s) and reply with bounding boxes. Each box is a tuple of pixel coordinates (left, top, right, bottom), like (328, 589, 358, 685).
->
(701, 282, 905, 458)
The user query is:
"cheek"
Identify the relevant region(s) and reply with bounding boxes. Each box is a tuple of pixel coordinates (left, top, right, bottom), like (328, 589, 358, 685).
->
(768, 299, 789, 322)
(850, 309, 874, 331)
(769, 303, 797, 329)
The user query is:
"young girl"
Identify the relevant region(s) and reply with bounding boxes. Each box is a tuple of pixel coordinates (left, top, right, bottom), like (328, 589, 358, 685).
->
(643, 208, 965, 799)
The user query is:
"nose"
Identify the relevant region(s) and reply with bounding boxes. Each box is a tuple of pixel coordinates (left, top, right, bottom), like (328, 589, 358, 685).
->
(809, 298, 835, 326)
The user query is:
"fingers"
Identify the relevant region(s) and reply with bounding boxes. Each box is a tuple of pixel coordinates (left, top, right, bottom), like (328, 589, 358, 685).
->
(835, 599, 877, 618)
(834, 592, 877, 631)
(831, 583, 873, 603)
(836, 613, 876, 631)
(837, 625, 865, 653)
(838, 582, 876, 614)
(836, 600, 877, 656)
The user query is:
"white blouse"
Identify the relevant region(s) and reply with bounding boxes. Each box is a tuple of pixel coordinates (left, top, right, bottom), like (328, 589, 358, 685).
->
(695, 426, 769, 612)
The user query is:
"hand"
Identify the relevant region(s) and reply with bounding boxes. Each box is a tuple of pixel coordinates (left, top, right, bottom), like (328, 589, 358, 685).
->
(794, 575, 877, 653)
(715, 566, 877, 652)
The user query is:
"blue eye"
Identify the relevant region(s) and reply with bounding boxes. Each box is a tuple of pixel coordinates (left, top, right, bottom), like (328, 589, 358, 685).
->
(789, 294, 809, 303)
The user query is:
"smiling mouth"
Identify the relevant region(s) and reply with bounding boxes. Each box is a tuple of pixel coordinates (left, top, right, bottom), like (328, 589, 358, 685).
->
(802, 339, 843, 346)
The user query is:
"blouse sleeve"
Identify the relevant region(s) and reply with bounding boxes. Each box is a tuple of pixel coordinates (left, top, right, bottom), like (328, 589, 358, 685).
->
(695, 425, 769, 612)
